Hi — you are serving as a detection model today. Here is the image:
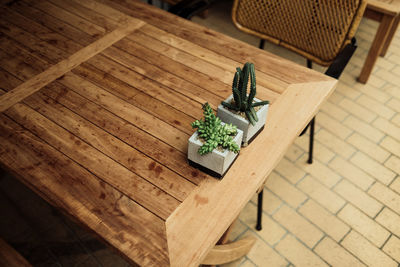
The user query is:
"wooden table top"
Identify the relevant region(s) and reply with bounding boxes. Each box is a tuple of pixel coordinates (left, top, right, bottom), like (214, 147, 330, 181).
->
(368, 0, 400, 15)
(0, 0, 337, 266)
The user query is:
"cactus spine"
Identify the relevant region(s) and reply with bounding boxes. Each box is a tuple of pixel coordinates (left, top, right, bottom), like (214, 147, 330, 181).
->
(222, 62, 269, 125)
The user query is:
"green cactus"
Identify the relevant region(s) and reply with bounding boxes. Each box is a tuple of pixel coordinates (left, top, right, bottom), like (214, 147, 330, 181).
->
(222, 62, 269, 125)
(191, 103, 240, 155)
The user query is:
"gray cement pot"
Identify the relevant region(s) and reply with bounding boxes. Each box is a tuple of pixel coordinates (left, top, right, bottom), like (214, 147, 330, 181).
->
(217, 95, 269, 145)
(187, 128, 243, 178)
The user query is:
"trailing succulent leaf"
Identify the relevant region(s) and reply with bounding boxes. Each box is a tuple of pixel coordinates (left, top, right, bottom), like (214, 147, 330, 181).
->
(191, 103, 240, 155)
(222, 62, 270, 125)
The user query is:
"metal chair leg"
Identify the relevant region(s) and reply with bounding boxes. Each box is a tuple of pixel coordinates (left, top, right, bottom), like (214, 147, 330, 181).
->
(259, 39, 265, 50)
(307, 117, 315, 164)
(256, 189, 263, 231)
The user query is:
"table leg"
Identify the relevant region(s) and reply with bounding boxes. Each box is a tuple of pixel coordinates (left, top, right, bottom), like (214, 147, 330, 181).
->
(200, 236, 256, 265)
(380, 15, 400, 57)
(200, 220, 256, 266)
(358, 14, 394, 83)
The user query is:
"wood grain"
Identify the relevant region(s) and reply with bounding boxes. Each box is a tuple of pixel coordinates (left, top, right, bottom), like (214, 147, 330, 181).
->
(72, 63, 195, 135)
(0, 18, 145, 113)
(46, 0, 118, 32)
(24, 92, 196, 202)
(358, 14, 394, 83)
(6, 102, 179, 219)
(37, 81, 206, 185)
(8, 0, 95, 46)
(0, 5, 82, 55)
(0, 114, 169, 266)
(135, 24, 287, 94)
(368, 0, 400, 15)
(0, 238, 32, 267)
(0, 18, 67, 64)
(58, 72, 190, 152)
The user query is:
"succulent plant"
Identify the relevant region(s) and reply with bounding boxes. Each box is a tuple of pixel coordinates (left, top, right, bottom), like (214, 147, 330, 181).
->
(191, 103, 240, 155)
(222, 62, 269, 125)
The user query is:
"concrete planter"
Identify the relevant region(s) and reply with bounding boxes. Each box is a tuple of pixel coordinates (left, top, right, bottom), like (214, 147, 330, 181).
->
(187, 128, 243, 179)
(217, 95, 269, 145)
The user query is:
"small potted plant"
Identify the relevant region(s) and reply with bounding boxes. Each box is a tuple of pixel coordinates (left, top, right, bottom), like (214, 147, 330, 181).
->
(217, 62, 269, 146)
(188, 103, 243, 178)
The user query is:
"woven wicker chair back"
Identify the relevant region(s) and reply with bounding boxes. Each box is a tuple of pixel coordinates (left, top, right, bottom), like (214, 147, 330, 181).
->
(232, 0, 367, 65)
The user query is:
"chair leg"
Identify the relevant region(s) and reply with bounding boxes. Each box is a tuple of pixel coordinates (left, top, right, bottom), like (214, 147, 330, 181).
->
(259, 39, 265, 50)
(307, 117, 315, 164)
(256, 189, 263, 231)
(307, 59, 312, 69)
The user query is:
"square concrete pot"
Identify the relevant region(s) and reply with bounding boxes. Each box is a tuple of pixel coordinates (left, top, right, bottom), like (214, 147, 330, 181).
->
(217, 95, 269, 146)
(187, 128, 243, 179)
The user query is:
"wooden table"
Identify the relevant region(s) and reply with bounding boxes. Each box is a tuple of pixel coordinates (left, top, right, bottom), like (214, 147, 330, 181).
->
(358, 0, 400, 83)
(0, 0, 336, 266)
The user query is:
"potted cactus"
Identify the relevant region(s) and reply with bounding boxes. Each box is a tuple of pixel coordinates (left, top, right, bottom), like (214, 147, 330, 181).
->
(188, 103, 243, 178)
(217, 62, 269, 145)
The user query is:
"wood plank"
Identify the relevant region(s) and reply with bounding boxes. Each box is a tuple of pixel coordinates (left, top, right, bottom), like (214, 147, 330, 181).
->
(46, 0, 119, 32)
(28, 0, 106, 36)
(86, 54, 203, 120)
(358, 14, 394, 83)
(364, 7, 385, 21)
(380, 14, 400, 56)
(0, 68, 23, 91)
(102, 0, 331, 84)
(135, 25, 287, 94)
(58, 72, 190, 152)
(0, 238, 32, 267)
(0, 66, 200, 188)
(23, 90, 196, 201)
(130, 29, 279, 95)
(114, 38, 233, 99)
(37, 81, 205, 185)
(103, 45, 226, 108)
(368, 0, 400, 15)
(5, 101, 179, 219)
(0, 48, 44, 82)
(0, 18, 145, 113)
(0, 61, 199, 186)
(8, 0, 95, 46)
(127, 31, 280, 102)
(0, 19, 67, 63)
(0, 34, 53, 68)
(0, 114, 169, 266)
(73, 63, 195, 135)
(166, 80, 337, 267)
(67, 0, 133, 25)
(0, 5, 82, 55)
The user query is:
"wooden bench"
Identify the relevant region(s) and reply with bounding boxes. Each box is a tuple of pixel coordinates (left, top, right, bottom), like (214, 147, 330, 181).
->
(0, 238, 32, 267)
(358, 0, 400, 83)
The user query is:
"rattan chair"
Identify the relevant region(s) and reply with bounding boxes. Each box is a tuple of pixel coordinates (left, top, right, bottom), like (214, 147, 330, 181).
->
(231, 0, 366, 231)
